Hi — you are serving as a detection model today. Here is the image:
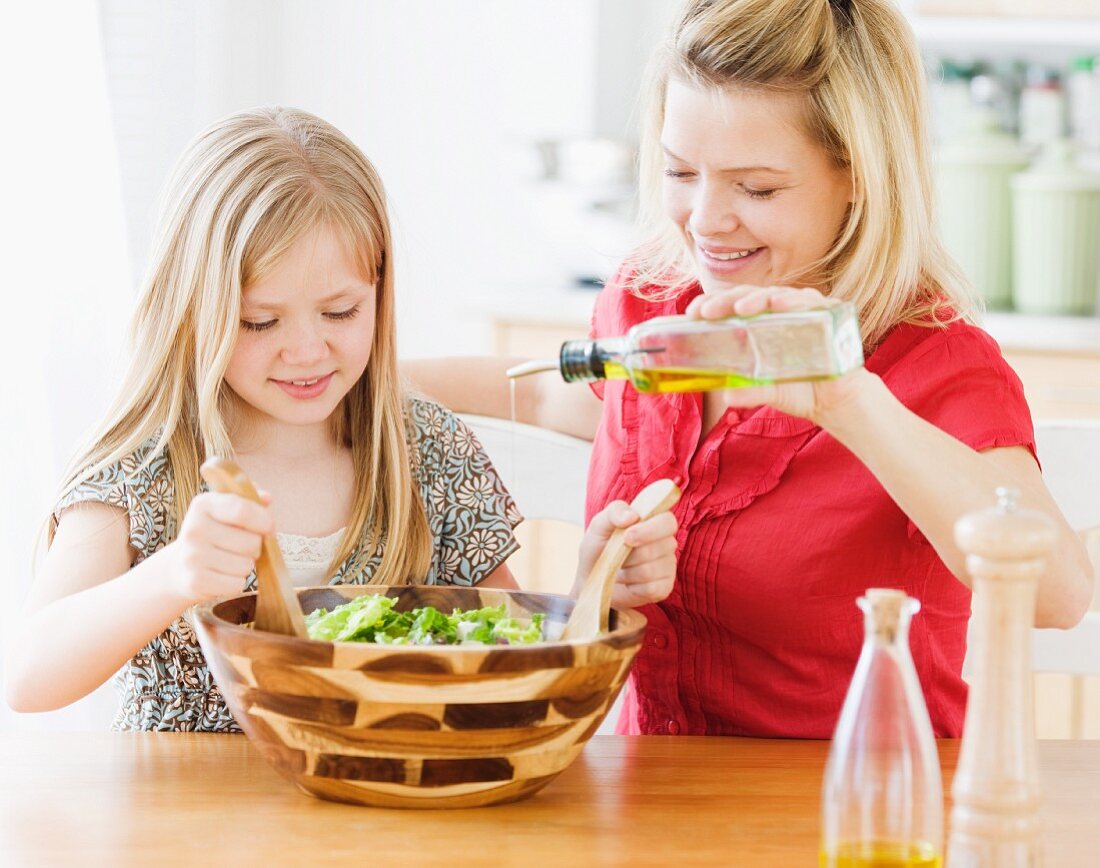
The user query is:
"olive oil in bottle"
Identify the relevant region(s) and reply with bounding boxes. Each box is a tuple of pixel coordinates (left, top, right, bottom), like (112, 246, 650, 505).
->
(819, 590, 943, 868)
(819, 840, 942, 867)
(557, 303, 863, 394)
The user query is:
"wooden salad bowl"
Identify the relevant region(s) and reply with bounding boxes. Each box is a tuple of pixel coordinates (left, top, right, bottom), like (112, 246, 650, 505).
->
(191, 584, 645, 809)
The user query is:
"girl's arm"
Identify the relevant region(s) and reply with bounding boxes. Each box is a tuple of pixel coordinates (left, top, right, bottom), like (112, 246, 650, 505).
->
(401, 357, 603, 441)
(4, 494, 272, 713)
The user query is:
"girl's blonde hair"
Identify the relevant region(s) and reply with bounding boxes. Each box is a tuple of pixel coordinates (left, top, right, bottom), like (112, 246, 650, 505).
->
(56, 106, 431, 584)
(631, 0, 975, 345)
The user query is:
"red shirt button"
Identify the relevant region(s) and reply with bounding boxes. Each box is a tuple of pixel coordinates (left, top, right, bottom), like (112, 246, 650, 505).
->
(667, 720, 680, 735)
(653, 634, 668, 649)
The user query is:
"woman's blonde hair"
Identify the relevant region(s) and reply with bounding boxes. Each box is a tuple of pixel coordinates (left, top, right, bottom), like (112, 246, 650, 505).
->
(631, 0, 975, 345)
(55, 106, 431, 584)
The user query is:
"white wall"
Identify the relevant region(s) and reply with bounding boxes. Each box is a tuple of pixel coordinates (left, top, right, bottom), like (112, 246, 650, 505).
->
(98, 0, 674, 358)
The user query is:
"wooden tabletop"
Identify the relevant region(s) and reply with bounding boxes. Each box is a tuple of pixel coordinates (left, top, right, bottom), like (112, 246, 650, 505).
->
(2, 734, 1098, 866)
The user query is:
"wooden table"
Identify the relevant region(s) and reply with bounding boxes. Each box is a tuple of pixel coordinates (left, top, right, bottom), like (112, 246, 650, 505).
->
(2, 734, 1098, 866)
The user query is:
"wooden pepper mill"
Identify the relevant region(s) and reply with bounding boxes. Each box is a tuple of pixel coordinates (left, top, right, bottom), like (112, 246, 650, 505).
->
(948, 486, 1056, 867)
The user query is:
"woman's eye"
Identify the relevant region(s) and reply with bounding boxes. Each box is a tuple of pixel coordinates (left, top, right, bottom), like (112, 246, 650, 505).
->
(743, 187, 778, 200)
(241, 319, 277, 332)
(324, 304, 361, 321)
(663, 168, 694, 180)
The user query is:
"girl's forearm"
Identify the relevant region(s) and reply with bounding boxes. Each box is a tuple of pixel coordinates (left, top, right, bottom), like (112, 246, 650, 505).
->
(4, 551, 194, 713)
(821, 371, 1093, 628)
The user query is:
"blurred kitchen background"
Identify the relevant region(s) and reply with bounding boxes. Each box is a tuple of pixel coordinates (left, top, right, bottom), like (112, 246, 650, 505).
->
(3, 0, 1100, 732)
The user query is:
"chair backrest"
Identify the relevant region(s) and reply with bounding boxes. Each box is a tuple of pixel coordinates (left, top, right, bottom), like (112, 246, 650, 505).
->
(1030, 420, 1100, 681)
(460, 414, 593, 527)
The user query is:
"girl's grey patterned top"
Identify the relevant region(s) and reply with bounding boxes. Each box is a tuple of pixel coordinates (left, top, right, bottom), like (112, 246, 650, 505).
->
(53, 398, 522, 732)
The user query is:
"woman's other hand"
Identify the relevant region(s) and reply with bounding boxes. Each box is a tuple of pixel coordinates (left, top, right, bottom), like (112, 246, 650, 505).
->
(685, 285, 875, 426)
(574, 500, 679, 609)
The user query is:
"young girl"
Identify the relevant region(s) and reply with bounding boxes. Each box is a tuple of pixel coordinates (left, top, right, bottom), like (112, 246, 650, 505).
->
(3, 107, 678, 731)
(405, 0, 1093, 738)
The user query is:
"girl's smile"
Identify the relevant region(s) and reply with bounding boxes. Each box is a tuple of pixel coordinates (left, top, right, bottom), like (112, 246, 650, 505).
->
(270, 371, 336, 400)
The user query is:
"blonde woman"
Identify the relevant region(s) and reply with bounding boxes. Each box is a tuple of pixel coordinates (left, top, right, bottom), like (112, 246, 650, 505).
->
(4, 107, 678, 730)
(406, 0, 1092, 738)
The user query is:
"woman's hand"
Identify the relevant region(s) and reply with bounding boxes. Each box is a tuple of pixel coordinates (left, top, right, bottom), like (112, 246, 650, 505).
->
(164, 491, 274, 604)
(685, 284, 874, 427)
(573, 501, 679, 609)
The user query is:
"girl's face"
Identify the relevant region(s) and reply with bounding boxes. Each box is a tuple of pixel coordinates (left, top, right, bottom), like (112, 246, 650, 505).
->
(660, 79, 853, 294)
(225, 224, 377, 431)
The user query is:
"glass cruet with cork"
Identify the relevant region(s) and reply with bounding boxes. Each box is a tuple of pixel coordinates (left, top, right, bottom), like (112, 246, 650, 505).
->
(507, 302, 864, 393)
(820, 588, 943, 868)
(947, 487, 1054, 867)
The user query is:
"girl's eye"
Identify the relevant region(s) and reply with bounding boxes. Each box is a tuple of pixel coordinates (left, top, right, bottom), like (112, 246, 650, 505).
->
(744, 187, 778, 200)
(663, 168, 694, 180)
(324, 304, 361, 321)
(241, 319, 277, 332)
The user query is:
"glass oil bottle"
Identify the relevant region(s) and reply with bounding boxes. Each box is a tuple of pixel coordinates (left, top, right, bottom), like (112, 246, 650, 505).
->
(820, 589, 943, 868)
(556, 303, 863, 393)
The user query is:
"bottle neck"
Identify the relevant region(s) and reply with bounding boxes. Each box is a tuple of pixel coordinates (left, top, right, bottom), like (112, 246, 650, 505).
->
(559, 337, 627, 383)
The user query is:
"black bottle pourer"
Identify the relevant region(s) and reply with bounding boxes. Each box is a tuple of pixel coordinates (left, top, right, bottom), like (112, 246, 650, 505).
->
(559, 340, 607, 383)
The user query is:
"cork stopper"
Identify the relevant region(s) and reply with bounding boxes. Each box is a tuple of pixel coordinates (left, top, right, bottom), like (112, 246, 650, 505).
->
(857, 588, 918, 643)
(954, 487, 1058, 562)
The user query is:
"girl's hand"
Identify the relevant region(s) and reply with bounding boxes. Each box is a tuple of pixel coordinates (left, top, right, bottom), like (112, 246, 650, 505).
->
(573, 501, 679, 609)
(165, 491, 275, 604)
(684, 285, 873, 427)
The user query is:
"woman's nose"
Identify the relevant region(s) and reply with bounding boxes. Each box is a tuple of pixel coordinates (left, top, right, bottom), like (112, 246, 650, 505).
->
(280, 320, 329, 367)
(689, 180, 740, 238)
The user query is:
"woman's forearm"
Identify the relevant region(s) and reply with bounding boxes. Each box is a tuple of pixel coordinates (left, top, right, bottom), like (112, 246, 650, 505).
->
(821, 370, 1093, 628)
(401, 355, 602, 440)
(4, 551, 193, 712)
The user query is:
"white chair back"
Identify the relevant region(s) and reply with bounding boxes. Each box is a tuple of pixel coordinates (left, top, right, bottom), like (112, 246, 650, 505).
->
(460, 414, 592, 526)
(1031, 420, 1100, 687)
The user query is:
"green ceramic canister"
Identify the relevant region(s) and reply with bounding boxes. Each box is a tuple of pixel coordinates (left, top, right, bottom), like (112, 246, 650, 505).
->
(1012, 140, 1100, 315)
(936, 110, 1030, 309)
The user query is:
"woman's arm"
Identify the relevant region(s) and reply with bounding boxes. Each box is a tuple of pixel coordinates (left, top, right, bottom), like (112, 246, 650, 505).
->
(821, 370, 1093, 628)
(686, 287, 1093, 629)
(401, 356, 603, 441)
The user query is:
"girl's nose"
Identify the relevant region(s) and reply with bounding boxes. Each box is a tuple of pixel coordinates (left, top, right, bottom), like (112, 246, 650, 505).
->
(689, 180, 740, 238)
(280, 320, 329, 367)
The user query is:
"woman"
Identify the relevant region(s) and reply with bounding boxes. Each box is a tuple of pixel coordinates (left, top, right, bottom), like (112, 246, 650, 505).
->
(405, 0, 1092, 737)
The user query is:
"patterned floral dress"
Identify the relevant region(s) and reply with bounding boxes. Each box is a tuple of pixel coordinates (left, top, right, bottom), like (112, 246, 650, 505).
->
(53, 398, 522, 731)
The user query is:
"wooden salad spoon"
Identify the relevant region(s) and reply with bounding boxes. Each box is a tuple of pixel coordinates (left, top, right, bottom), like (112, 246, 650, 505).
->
(561, 478, 681, 641)
(199, 457, 309, 639)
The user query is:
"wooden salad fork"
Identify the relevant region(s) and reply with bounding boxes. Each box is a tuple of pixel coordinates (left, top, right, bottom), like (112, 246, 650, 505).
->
(561, 478, 681, 641)
(199, 457, 308, 639)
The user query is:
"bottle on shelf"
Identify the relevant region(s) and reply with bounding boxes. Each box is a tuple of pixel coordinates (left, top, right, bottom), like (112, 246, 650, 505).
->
(548, 303, 864, 394)
(947, 487, 1055, 866)
(1011, 138, 1100, 315)
(1019, 64, 1067, 154)
(820, 589, 944, 868)
(935, 106, 1029, 309)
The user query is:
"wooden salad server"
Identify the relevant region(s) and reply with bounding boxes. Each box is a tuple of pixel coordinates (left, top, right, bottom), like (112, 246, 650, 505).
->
(199, 457, 309, 639)
(561, 478, 681, 641)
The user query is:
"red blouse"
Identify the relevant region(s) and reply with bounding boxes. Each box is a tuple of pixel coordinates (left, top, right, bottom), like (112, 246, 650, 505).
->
(585, 274, 1036, 738)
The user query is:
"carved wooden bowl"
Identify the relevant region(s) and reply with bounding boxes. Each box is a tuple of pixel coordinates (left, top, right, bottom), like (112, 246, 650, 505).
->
(191, 584, 645, 809)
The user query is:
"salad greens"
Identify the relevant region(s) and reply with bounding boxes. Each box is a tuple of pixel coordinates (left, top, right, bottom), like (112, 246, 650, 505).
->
(304, 593, 546, 646)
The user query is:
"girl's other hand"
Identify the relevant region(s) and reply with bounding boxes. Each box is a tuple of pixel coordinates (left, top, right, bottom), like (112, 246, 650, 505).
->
(574, 500, 679, 609)
(166, 491, 275, 604)
(684, 284, 874, 426)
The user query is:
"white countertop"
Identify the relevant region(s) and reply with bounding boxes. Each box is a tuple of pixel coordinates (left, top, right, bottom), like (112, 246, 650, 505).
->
(473, 286, 1100, 354)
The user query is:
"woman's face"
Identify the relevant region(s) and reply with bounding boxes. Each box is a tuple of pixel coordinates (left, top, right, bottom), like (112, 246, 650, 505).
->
(660, 79, 853, 294)
(224, 224, 376, 432)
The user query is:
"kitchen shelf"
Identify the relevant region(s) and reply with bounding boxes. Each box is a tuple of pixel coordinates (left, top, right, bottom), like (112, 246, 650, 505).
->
(911, 16, 1100, 49)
